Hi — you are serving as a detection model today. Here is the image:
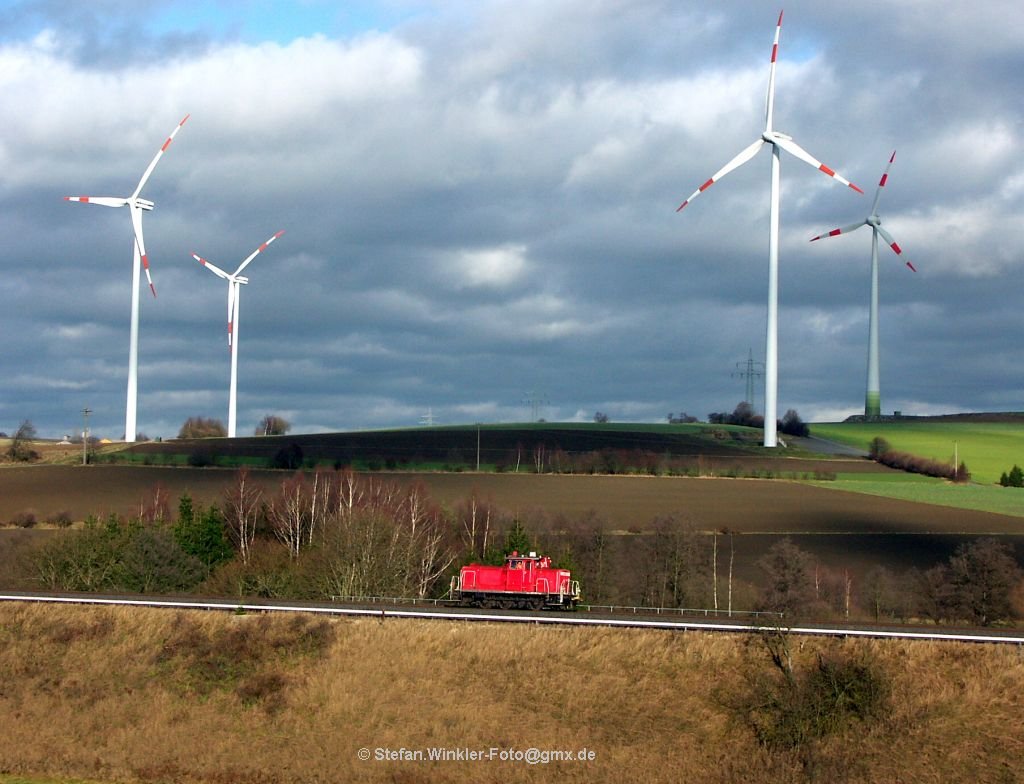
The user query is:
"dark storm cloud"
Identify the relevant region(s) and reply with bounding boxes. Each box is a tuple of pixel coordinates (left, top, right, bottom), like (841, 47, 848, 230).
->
(0, 0, 1022, 438)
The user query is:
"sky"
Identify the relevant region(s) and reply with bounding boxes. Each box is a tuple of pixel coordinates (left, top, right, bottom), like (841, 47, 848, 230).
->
(1, 0, 1023, 440)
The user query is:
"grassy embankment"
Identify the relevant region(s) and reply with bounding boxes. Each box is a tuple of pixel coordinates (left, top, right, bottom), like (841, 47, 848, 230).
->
(809, 421, 1024, 517)
(811, 420, 1024, 485)
(1, 602, 1023, 784)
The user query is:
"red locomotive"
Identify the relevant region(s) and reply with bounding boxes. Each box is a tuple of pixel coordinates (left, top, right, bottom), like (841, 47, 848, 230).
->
(452, 551, 580, 610)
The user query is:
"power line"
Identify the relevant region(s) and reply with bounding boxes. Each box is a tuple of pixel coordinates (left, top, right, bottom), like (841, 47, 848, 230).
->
(732, 349, 765, 413)
(522, 390, 548, 422)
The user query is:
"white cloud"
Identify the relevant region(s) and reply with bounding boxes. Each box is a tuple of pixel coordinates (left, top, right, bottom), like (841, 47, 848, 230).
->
(451, 244, 529, 289)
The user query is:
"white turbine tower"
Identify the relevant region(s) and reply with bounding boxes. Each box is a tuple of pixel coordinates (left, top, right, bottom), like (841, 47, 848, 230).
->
(676, 11, 862, 447)
(810, 151, 916, 419)
(65, 114, 190, 442)
(193, 231, 285, 438)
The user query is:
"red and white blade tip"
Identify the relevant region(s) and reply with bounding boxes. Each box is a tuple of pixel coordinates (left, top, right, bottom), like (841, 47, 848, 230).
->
(676, 179, 713, 212)
(258, 230, 285, 252)
(140, 254, 157, 298)
(810, 228, 842, 242)
(771, 11, 783, 62)
(817, 163, 864, 194)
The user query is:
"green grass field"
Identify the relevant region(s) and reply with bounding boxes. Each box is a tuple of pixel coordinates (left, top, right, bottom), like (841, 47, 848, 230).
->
(812, 475, 1024, 518)
(811, 420, 1024, 485)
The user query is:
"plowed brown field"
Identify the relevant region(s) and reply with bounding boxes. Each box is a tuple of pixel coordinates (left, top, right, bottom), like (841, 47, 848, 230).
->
(2, 466, 1022, 589)
(1, 465, 1021, 535)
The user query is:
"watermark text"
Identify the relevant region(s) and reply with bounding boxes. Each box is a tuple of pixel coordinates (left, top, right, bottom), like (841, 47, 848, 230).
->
(358, 746, 596, 765)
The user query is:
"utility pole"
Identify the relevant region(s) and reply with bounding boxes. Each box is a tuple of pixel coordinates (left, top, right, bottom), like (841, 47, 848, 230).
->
(81, 407, 92, 466)
(732, 348, 765, 413)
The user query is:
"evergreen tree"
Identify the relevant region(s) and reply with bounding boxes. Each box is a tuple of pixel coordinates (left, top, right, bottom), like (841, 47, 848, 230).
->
(504, 519, 532, 556)
(1008, 465, 1024, 488)
(174, 500, 234, 568)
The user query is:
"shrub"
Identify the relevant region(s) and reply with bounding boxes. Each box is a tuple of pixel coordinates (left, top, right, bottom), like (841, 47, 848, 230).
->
(873, 448, 964, 481)
(187, 448, 219, 468)
(779, 409, 809, 438)
(178, 416, 227, 439)
(732, 632, 891, 752)
(270, 443, 303, 470)
(46, 511, 73, 528)
(11, 510, 38, 528)
(867, 437, 891, 460)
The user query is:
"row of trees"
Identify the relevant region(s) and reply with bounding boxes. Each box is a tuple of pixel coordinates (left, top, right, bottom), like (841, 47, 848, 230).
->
(706, 403, 810, 437)
(177, 415, 292, 439)
(868, 437, 970, 482)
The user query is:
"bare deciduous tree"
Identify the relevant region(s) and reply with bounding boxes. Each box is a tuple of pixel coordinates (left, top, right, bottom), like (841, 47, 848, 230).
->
(256, 414, 291, 436)
(269, 473, 310, 559)
(6, 419, 40, 462)
(223, 468, 263, 564)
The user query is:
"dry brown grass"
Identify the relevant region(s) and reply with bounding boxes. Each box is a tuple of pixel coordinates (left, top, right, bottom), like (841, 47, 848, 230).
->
(1, 603, 1023, 783)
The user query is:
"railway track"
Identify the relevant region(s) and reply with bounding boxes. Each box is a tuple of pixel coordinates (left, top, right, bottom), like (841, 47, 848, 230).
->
(3, 591, 1024, 645)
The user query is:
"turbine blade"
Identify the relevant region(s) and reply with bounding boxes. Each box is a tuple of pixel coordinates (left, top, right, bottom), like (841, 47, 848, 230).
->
(809, 221, 866, 242)
(871, 150, 896, 215)
(775, 136, 864, 194)
(233, 229, 285, 275)
(764, 10, 783, 132)
(676, 139, 765, 211)
(132, 113, 190, 199)
(64, 196, 129, 208)
(875, 225, 915, 270)
(129, 207, 156, 297)
(192, 253, 232, 280)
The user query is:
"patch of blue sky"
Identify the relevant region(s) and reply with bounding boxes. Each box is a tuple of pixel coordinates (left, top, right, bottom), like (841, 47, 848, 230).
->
(150, 0, 432, 44)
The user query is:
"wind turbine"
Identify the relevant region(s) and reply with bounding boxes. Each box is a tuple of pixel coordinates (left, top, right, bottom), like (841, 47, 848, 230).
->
(192, 231, 285, 438)
(65, 114, 190, 442)
(810, 151, 916, 419)
(676, 11, 863, 447)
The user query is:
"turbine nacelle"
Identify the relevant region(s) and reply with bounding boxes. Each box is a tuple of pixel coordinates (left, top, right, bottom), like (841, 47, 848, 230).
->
(134, 198, 155, 211)
(763, 130, 792, 143)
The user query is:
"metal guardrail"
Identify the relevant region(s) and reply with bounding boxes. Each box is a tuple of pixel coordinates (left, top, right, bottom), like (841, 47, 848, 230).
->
(3, 593, 1024, 645)
(577, 604, 783, 619)
(327, 594, 782, 619)
(328, 594, 454, 606)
